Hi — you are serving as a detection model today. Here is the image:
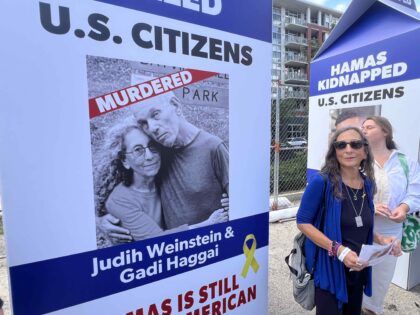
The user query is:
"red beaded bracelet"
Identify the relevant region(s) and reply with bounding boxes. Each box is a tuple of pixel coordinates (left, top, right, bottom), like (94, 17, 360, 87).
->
(328, 241, 341, 257)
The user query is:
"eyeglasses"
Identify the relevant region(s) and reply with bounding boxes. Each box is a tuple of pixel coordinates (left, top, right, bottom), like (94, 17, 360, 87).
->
(125, 145, 158, 159)
(333, 140, 366, 150)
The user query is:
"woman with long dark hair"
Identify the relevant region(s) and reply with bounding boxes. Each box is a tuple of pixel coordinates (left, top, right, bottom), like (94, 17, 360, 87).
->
(296, 126, 401, 315)
(361, 116, 420, 315)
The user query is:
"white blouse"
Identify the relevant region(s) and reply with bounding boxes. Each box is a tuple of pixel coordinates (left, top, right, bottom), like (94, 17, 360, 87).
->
(373, 150, 420, 236)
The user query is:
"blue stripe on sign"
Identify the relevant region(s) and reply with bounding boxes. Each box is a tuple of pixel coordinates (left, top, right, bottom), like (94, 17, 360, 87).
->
(310, 3, 420, 96)
(311, 28, 420, 96)
(10, 212, 269, 314)
(95, 0, 272, 43)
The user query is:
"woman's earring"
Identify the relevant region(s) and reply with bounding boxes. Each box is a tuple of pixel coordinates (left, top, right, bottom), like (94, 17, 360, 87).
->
(360, 159, 365, 171)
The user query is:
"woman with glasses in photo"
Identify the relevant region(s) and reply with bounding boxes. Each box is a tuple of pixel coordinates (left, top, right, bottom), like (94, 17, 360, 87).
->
(361, 116, 420, 315)
(95, 118, 228, 242)
(296, 126, 401, 315)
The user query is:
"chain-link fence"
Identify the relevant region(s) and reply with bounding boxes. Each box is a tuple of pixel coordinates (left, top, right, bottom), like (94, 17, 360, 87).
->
(270, 86, 309, 209)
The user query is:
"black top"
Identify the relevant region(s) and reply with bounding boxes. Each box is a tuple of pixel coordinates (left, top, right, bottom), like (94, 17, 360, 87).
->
(341, 182, 373, 285)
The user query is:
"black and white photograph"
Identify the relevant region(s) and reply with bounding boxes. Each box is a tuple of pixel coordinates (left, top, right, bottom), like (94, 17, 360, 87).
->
(330, 105, 382, 132)
(86, 56, 230, 248)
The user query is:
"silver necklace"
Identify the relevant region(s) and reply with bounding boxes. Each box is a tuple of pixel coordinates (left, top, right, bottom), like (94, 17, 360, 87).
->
(344, 184, 366, 228)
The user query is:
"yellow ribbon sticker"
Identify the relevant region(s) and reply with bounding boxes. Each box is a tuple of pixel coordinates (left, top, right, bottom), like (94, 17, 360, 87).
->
(241, 234, 260, 278)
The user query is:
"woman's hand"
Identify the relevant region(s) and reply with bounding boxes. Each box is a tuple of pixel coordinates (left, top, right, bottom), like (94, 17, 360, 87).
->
(389, 204, 409, 223)
(221, 193, 229, 212)
(206, 208, 229, 224)
(375, 203, 392, 218)
(338, 247, 368, 271)
(375, 234, 403, 257)
(375, 203, 409, 223)
(96, 214, 133, 243)
(390, 239, 402, 257)
(381, 236, 403, 256)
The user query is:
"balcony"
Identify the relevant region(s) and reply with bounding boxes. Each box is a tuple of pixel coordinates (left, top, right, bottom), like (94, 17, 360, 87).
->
(284, 54, 308, 67)
(310, 39, 320, 48)
(284, 72, 308, 85)
(284, 16, 307, 32)
(284, 88, 307, 100)
(285, 35, 307, 49)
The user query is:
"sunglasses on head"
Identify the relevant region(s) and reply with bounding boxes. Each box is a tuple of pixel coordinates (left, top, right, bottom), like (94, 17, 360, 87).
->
(333, 140, 366, 150)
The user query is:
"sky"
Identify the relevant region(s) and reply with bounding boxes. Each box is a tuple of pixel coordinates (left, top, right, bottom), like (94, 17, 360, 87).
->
(305, 0, 420, 13)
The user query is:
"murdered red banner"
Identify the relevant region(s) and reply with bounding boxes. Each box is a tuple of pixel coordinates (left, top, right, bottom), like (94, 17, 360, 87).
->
(89, 69, 218, 118)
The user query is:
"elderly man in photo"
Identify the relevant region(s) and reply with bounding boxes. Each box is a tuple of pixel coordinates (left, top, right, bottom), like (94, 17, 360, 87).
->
(97, 91, 229, 242)
(335, 110, 363, 130)
(132, 92, 229, 229)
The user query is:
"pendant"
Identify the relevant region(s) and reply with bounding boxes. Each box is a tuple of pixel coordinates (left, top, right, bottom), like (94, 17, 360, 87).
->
(355, 216, 363, 227)
(353, 195, 357, 201)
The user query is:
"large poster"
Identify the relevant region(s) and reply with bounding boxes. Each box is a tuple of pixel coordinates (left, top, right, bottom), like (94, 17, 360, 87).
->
(0, 1, 272, 314)
(308, 3, 420, 176)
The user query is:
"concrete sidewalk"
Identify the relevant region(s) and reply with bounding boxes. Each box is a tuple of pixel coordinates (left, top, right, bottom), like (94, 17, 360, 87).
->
(268, 220, 420, 315)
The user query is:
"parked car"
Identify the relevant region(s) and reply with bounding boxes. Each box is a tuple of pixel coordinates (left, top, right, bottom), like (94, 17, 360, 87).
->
(286, 137, 307, 147)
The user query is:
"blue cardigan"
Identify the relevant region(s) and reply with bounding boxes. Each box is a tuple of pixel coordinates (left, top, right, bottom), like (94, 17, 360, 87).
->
(296, 173, 374, 306)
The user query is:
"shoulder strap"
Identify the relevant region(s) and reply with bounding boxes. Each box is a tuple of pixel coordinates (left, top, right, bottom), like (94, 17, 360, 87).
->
(398, 152, 409, 188)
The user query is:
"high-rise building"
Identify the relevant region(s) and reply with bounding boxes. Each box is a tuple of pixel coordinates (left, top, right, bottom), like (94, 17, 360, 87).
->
(272, 0, 342, 139)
